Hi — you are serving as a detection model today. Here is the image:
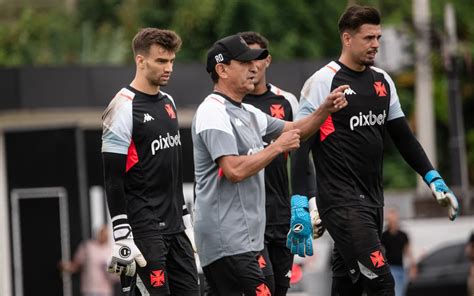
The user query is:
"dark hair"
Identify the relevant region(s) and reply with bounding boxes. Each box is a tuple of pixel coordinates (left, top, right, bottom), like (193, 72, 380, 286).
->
(338, 5, 381, 34)
(239, 31, 269, 49)
(132, 28, 182, 56)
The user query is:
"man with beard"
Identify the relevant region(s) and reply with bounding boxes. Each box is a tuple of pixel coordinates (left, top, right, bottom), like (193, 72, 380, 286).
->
(291, 5, 459, 295)
(101, 28, 199, 295)
(192, 34, 347, 296)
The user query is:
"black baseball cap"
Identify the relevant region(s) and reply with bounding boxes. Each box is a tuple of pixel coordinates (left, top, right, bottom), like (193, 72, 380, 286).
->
(206, 34, 269, 73)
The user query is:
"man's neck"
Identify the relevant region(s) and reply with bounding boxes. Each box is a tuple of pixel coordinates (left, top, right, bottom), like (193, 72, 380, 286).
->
(214, 83, 245, 103)
(250, 81, 268, 96)
(130, 77, 160, 95)
(339, 53, 366, 72)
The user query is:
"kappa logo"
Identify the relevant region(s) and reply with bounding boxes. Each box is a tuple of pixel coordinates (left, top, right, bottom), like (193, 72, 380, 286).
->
(164, 104, 176, 119)
(270, 104, 285, 119)
(247, 146, 264, 155)
(344, 87, 357, 95)
(150, 270, 165, 287)
(373, 81, 387, 97)
(235, 118, 243, 126)
(143, 113, 155, 123)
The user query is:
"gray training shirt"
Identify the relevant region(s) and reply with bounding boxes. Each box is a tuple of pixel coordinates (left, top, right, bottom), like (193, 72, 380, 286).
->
(192, 92, 285, 267)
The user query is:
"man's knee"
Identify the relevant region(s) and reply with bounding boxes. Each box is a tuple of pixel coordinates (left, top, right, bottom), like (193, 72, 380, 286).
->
(363, 272, 395, 296)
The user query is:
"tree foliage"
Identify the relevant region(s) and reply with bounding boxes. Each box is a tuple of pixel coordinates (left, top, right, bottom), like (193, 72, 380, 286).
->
(1, 0, 474, 188)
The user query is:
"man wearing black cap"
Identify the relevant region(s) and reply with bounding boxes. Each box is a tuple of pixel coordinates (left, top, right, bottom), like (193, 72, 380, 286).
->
(191, 34, 348, 296)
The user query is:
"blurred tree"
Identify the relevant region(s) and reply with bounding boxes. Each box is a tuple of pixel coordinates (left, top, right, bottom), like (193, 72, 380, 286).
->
(0, 0, 473, 189)
(0, 8, 79, 65)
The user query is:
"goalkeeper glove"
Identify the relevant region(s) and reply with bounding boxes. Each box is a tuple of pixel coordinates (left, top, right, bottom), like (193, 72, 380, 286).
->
(183, 205, 197, 252)
(107, 215, 147, 276)
(286, 195, 313, 257)
(424, 170, 459, 221)
(309, 197, 325, 239)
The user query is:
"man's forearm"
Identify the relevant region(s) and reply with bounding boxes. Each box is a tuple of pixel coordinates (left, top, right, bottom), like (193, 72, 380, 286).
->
(292, 107, 330, 141)
(102, 152, 128, 218)
(290, 134, 317, 196)
(217, 143, 283, 183)
(387, 117, 434, 177)
(284, 84, 348, 140)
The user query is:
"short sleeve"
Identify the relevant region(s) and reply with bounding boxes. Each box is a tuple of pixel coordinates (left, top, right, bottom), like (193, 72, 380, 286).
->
(372, 67, 405, 121)
(243, 103, 284, 139)
(194, 97, 238, 161)
(101, 88, 134, 154)
(296, 63, 338, 120)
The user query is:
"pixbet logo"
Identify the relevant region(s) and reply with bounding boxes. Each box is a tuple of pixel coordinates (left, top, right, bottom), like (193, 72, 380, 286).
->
(151, 131, 181, 155)
(349, 110, 386, 131)
(247, 146, 264, 155)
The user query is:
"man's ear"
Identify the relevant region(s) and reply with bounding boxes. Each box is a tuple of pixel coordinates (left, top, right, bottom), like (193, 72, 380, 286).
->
(215, 63, 228, 79)
(136, 54, 145, 69)
(265, 55, 272, 68)
(342, 32, 352, 48)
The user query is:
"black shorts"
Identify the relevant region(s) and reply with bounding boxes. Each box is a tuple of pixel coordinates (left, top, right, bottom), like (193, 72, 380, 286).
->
(323, 206, 391, 283)
(264, 224, 294, 288)
(202, 251, 271, 296)
(132, 232, 199, 295)
(264, 223, 289, 245)
(259, 245, 274, 277)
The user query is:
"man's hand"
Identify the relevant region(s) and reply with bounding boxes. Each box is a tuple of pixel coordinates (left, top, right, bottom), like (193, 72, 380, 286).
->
(308, 197, 325, 239)
(424, 170, 459, 221)
(273, 129, 301, 154)
(322, 85, 349, 113)
(286, 195, 313, 257)
(107, 221, 147, 276)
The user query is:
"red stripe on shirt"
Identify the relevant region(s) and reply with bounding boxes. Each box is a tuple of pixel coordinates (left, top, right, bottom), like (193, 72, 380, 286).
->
(320, 115, 335, 141)
(126, 140, 139, 172)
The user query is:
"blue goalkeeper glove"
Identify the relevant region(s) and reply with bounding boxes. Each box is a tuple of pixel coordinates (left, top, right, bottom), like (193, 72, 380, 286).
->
(286, 195, 313, 257)
(424, 170, 459, 221)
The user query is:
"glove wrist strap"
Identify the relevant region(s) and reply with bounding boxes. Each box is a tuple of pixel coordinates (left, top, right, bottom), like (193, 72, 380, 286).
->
(424, 170, 441, 185)
(111, 214, 132, 241)
(291, 195, 309, 210)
